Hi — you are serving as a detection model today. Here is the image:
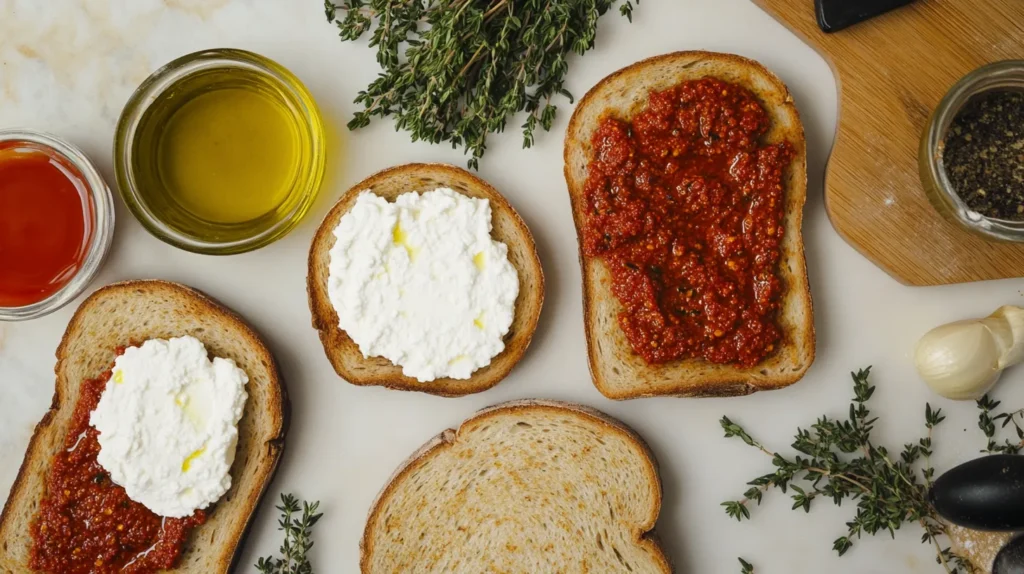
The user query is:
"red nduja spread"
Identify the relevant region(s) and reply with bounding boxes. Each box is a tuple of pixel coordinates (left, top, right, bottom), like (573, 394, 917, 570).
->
(30, 351, 205, 574)
(582, 78, 792, 367)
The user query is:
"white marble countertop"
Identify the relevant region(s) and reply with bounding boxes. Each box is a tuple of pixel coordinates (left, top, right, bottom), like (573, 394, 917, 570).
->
(2, 1, 1022, 572)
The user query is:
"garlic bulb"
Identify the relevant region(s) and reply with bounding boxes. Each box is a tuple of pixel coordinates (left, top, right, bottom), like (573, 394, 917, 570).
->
(914, 306, 1024, 400)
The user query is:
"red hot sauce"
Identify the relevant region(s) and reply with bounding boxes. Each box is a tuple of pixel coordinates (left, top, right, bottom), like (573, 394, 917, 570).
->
(29, 355, 205, 574)
(582, 78, 793, 367)
(0, 144, 94, 307)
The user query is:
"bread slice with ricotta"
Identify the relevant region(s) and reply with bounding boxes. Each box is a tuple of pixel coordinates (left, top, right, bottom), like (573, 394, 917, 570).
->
(563, 51, 815, 399)
(360, 400, 671, 573)
(0, 280, 288, 573)
(307, 163, 544, 397)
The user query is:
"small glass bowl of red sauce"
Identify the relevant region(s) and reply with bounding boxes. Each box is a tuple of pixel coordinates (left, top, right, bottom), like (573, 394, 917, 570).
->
(0, 130, 114, 320)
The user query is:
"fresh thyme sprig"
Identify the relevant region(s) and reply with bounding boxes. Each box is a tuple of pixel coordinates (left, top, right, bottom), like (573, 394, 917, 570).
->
(324, 0, 637, 169)
(976, 394, 1024, 454)
(721, 368, 973, 573)
(738, 557, 754, 574)
(255, 494, 323, 574)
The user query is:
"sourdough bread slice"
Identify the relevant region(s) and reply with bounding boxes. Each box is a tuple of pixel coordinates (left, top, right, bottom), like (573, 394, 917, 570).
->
(563, 51, 815, 399)
(0, 280, 288, 573)
(308, 163, 544, 397)
(361, 400, 670, 573)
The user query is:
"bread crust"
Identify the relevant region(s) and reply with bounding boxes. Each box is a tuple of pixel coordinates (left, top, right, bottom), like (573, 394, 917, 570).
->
(563, 51, 816, 399)
(359, 400, 671, 573)
(307, 163, 545, 397)
(0, 280, 288, 573)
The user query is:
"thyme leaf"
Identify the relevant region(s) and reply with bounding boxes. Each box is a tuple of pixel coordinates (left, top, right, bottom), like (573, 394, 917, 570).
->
(976, 394, 1024, 455)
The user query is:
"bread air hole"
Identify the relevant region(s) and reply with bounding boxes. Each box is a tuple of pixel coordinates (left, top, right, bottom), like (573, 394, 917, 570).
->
(613, 545, 631, 570)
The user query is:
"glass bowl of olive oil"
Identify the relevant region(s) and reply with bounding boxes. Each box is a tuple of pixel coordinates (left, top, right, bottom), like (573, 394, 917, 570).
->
(115, 49, 325, 254)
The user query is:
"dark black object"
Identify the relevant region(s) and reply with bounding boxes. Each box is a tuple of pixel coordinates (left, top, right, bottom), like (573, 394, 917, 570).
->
(815, 0, 918, 33)
(929, 455, 1024, 531)
(994, 535, 1024, 574)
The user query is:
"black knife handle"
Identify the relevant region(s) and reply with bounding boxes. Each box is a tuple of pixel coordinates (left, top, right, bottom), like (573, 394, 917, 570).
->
(815, 0, 916, 33)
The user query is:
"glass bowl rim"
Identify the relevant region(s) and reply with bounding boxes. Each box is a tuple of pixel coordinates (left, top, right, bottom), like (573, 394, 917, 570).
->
(113, 48, 325, 255)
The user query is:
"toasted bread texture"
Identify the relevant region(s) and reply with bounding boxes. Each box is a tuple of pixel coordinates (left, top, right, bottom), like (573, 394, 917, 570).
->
(947, 524, 1013, 574)
(308, 163, 544, 397)
(0, 280, 288, 573)
(361, 400, 670, 573)
(563, 51, 815, 399)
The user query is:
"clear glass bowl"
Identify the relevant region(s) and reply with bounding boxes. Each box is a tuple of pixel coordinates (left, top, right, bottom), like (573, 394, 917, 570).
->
(0, 130, 115, 321)
(114, 49, 325, 255)
(920, 60, 1024, 242)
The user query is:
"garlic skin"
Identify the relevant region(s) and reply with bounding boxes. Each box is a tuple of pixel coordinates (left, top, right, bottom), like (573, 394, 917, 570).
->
(914, 306, 1024, 400)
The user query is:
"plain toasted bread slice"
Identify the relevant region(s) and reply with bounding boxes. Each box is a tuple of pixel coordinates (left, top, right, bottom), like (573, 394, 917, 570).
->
(563, 51, 815, 399)
(0, 280, 288, 573)
(360, 400, 671, 573)
(308, 163, 544, 397)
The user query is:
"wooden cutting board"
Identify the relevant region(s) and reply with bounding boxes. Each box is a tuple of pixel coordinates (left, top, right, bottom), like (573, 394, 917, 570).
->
(755, 0, 1024, 285)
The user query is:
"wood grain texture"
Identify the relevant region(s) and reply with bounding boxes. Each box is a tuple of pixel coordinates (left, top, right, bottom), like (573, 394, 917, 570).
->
(756, 0, 1024, 285)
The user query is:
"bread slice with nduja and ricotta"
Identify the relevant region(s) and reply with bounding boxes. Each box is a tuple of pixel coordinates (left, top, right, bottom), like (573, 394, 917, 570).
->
(0, 280, 288, 573)
(307, 163, 544, 397)
(360, 400, 671, 573)
(563, 51, 815, 399)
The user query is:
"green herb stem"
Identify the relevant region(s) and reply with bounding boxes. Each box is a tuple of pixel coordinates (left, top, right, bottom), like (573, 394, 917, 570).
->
(255, 494, 323, 574)
(720, 368, 973, 573)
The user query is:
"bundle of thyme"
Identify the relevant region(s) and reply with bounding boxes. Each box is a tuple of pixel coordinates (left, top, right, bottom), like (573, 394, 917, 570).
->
(255, 493, 323, 574)
(324, 0, 637, 169)
(721, 368, 975, 573)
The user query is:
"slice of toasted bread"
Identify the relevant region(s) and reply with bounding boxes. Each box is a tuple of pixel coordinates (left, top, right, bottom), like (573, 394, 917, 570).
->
(0, 280, 288, 573)
(360, 400, 671, 573)
(563, 51, 815, 399)
(308, 163, 544, 397)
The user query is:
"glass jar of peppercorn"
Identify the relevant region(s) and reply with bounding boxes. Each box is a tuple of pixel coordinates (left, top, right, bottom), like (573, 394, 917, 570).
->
(920, 60, 1024, 242)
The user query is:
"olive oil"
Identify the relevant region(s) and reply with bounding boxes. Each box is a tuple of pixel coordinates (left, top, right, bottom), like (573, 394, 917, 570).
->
(158, 87, 299, 224)
(127, 58, 320, 247)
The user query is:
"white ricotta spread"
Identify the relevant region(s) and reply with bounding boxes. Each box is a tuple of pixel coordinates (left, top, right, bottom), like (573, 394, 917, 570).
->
(90, 336, 248, 518)
(327, 188, 520, 382)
